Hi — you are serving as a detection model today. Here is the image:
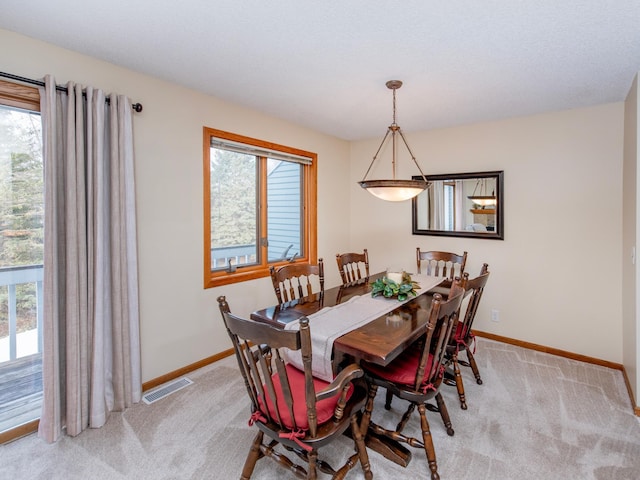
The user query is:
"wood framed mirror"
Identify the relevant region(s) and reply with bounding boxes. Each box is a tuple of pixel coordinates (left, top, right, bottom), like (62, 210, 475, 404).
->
(412, 170, 504, 240)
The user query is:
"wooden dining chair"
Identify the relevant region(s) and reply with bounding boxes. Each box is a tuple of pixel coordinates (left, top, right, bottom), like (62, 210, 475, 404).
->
(335, 249, 369, 285)
(445, 264, 490, 410)
(269, 258, 324, 304)
(217, 296, 373, 480)
(416, 248, 467, 296)
(360, 281, 465, 480)
(416, 248, 467, 278)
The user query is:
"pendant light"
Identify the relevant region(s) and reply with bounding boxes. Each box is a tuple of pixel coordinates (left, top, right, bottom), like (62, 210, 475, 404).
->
(358, 80, 429, 201)
(467, 178, 497, 207)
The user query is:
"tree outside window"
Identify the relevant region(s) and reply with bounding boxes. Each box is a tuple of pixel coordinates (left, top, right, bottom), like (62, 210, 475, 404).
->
(0, 104, 43, 339)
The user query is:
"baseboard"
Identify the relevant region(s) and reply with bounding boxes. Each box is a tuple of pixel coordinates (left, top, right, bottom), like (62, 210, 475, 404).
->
(142, 348, 235, 392)
(620, 365, 640, 416)
(0, 419, 39, 445)
(473, 330, 640, 416)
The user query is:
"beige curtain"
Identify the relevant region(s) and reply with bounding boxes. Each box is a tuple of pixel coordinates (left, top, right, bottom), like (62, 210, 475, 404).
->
(38, 75, 141, 442)
(429, 180, 445, 230)
(454, 179, 465, 231)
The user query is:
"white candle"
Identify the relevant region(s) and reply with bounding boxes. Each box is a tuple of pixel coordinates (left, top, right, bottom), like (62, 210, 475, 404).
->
(387, 271, 403, 284)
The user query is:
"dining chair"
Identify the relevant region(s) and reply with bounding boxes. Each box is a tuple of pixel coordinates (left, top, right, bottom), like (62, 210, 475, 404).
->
(269, 258, 324, 304)
(416, 248, 467, 280)
(359, 280, 465, 480)
(335, 249, 369, 285)
(217, 296, 373, 480)
(416, 248, 467, 297)
(444, 263, 490, 410)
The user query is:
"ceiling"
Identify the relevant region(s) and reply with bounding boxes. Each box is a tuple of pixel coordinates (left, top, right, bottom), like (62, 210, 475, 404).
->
(2, 1, 640, 141)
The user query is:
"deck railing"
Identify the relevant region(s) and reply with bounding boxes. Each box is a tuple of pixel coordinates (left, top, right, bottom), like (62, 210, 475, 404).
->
(0, 265, 44, 362)
(211, 243, 297, 269)
(211, 244, 256, 269)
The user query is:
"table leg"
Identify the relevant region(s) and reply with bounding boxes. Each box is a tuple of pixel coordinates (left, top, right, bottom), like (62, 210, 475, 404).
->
(358, 383, 413, 466)
(346, 416, 413, 467)
(364, 428, 413, 466)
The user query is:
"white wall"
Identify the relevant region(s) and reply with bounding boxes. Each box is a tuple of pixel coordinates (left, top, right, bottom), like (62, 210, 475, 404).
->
(0, 29, 351, 381)
(350, 104, 624, 363)
(623, 74, 639, 404)
(1, 27, 628, 381)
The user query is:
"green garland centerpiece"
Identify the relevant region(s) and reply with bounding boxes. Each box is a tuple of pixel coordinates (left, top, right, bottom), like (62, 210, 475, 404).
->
(370, 271, 420, 301)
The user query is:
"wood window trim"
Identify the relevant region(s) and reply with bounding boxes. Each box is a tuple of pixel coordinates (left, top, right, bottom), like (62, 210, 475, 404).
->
(203, 127, 317, 289)
(0, 79, 41, 444)
(0, 79, 40, 111)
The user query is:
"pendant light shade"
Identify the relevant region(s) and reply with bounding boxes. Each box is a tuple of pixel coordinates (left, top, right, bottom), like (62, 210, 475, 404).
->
(359, 80, 429, 202)
(468, 196, 497, 207)
(359, 179, 428, 202)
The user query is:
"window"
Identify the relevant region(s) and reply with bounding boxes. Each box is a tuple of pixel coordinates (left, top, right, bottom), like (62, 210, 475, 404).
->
(0, 79, 44, 436)
(203, 128, 317, 288)
(443, 181, 455, 231)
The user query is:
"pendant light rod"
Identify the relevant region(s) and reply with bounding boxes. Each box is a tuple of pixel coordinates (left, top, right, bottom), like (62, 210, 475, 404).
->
(361, 128, 392, 181)
(359, 80, 428, 186)
(396, 127, 427, 180)
(390, 81, 399, 180)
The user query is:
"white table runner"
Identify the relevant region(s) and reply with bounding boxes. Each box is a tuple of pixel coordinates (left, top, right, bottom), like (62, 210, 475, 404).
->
(283, 274, 445, 381)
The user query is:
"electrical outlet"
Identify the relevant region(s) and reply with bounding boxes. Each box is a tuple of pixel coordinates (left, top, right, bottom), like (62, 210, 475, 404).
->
(491, 309, 500, 322)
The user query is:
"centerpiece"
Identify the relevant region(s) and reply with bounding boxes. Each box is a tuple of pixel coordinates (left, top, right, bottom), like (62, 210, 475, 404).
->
(370, 270, 420, 301)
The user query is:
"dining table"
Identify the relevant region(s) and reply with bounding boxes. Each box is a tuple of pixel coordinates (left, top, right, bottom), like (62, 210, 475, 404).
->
(250, 271, 449, 466)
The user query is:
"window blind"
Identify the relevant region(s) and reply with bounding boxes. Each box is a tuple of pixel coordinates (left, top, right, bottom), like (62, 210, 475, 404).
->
(210, 137, 313, 165)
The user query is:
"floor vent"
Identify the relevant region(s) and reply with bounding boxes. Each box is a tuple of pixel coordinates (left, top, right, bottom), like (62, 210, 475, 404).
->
(142, 377, 193, 405)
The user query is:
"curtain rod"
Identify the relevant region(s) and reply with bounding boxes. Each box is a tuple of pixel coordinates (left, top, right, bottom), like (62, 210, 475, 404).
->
(0, 71, 143, 112)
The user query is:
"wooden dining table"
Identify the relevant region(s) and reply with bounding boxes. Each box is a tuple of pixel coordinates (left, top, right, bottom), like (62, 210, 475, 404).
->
(250, 272, 447, 466)
(251, 273, 446, 366)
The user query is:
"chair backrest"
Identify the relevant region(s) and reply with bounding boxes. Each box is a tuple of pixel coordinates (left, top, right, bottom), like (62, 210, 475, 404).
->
(413, 280, 465, 392)
(270, 258, 324, 304)
(335, 249, 369, 285)
(217, 295, 324, 437)
(416, 248, 467, 280)
(456, 263, 490, 342)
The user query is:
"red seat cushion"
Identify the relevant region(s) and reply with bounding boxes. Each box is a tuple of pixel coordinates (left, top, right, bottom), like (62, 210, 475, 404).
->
(364, 344, 434, 387)
(452, 322, 473, 347)
(453, 322, 465, 342)
(258, 364, 353, 431)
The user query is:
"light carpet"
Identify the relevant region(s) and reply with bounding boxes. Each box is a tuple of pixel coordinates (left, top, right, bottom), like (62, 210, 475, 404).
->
(2, 338, 640, 480)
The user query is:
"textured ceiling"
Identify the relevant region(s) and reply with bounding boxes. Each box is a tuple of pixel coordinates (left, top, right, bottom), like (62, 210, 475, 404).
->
(2, 1, 640, 140)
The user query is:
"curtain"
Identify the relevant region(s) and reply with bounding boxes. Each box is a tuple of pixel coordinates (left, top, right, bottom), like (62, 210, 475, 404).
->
(38, 75, 141, 442)
(429, 180, 445, 230)
(454, 180, 465, 231)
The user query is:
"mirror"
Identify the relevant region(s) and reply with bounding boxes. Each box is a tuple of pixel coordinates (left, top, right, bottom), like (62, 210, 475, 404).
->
(412, 171, 504, 240)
